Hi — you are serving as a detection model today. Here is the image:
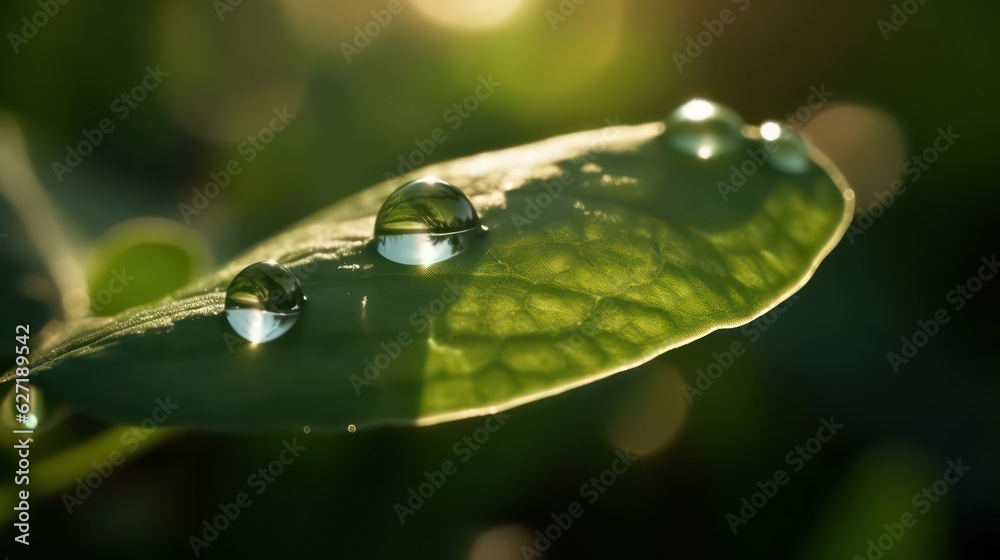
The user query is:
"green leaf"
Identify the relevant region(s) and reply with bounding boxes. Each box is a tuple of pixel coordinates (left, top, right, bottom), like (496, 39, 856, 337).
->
(5, 113, 854, 431)
(87, 218, 212, 316)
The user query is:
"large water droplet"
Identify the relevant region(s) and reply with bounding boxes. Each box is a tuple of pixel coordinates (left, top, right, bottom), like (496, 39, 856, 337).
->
(760, 121, 809, 173)
(664, 99, 745, 159)
(375, 178, 481, 265)
(224, 260, 305, 343)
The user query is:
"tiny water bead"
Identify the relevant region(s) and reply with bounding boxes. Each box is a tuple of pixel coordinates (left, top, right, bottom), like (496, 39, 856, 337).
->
(760, 121, 809, 173)
(664, 99, 745, 159)
(374, 178, 482, 265)
(2, 385, 46, 431)
(224, 260, 305, 343)
(348, 424, 357, 433)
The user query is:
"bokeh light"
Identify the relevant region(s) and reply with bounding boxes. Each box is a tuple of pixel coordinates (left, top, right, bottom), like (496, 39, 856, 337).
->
(154, 0, 308, 143)
(468, 525, 535, 560)
(605, 365, 688, 457)
(411, 0, 525, 31)
(801, 104, 907, 210)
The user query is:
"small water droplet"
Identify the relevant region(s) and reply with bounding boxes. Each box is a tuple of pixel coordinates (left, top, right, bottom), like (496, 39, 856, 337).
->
(303, 425, 311, 434)
(224, 260, 305, 343)
(760, 121, 809, 173)
(375, 178, 481, 265)
(2, 385, 47, 431)
(348, 423, 357, 433)
(664, 99, 745, 159)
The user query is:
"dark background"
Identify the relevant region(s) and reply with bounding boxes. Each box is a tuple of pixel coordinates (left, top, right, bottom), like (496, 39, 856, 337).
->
(1, 0, 997, 558)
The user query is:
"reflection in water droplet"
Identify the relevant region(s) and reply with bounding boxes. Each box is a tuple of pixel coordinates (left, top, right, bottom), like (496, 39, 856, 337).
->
(664, 99, 745, 159)
(374, 178, 482, 265)
(2, 385, 46, 431)
(224, 260, 305, 343)
(348, 424, 357, 433)
(760, 121, 809, 173)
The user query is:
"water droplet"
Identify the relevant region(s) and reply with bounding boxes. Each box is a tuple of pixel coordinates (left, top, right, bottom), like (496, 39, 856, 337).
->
(375, 178, 481, 265)
(347, 423, 357, 433)
(224, 260, 305, 343)
(664, 99, 745, 159)
(2, 385, 48, 431)
(760, 121, 809, 173)
(303, 425, 311, 434)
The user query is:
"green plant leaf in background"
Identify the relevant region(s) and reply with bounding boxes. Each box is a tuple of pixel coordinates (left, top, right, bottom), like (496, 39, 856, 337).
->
(0, 114, 89, 324)
(86, 218, 212, 316)
(796, 446, 948, 560)
(3, 103, 855, 431)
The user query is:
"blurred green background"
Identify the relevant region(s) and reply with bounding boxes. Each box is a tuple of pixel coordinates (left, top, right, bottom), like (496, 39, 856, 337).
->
(1, 0, 997, 557)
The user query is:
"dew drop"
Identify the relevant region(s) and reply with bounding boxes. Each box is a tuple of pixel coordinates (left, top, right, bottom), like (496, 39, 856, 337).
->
(664, 99, 745, 159)
(224, 260, 305, 343)
(374, 178, 481, 265)
(760, 120, 809, 173)
(303, 425, 311, 434)
(348, 424, 357, 433)
(2, 385, 48, 431)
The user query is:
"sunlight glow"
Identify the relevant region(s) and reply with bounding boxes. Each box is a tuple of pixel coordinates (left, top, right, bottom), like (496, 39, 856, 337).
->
(411, 0, 523, 31)
(760, 121, 782, 141)
(680, 99, 716, 122)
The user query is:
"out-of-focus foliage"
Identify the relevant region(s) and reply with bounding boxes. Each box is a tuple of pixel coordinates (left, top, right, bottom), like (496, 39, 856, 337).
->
(0, 0, 995, 557)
